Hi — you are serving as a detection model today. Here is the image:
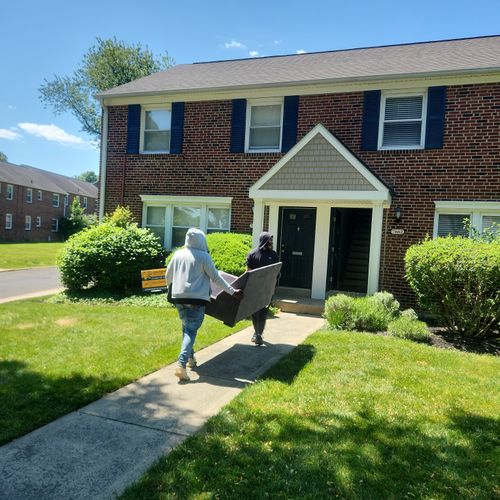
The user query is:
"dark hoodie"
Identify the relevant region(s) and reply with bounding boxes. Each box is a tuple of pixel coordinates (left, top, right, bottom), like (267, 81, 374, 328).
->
(246, 232, 279, 270)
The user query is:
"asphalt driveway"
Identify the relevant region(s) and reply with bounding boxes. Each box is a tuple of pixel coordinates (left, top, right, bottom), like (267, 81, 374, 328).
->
(0, 267, 63, 302)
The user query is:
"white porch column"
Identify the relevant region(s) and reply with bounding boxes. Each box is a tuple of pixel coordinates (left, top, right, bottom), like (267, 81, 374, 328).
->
(367, 204, 384, 295)
(268, 204, 279, 251)
(252, 199, 264, 247)
(311, 205, 331, 300)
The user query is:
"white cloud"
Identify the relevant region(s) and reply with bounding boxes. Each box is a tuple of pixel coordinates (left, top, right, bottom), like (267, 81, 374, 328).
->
(296, 49, 306, 54)
(18, 123, 90, 148)
(224, 40, 246, 49)
(249, 51, 260, 57)
(274, 40, 282, 45)
(0, 128, 21, 140)
(7, 105, 17, 110)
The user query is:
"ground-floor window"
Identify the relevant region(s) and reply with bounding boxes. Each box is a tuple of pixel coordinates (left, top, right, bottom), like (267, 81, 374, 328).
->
(433, 201, 500, 238)
(5, 213, 12, 229)
(25, 215, 31, 230)
(141, 195, 232, 249)
(51, 218, 59, 232)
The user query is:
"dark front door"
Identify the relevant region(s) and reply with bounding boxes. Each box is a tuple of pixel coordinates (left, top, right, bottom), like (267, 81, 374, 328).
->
(278, 208, 316, 288)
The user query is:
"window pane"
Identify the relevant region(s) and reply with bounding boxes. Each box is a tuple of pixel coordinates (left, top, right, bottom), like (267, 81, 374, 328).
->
(438, 214, 470, 237)
(145, 110, 171, 130)
(208, 208, 230, 230)
(148, 226, 165, 243)
(172, 227, 188, 248)
(173, 206, 200, 227)
(146, 206, 165, 225)
(250, 127, 281, 148)
(385, 96, 423, 120)
(383, 122, 422, 147)
(483, 215, 500, 235)
(251, 105, 281, 126)
(144, 130, 170, 151)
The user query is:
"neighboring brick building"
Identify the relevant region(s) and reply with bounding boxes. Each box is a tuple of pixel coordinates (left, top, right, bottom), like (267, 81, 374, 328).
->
(96, 36, 500, 305)
(0, 162, 98, 242)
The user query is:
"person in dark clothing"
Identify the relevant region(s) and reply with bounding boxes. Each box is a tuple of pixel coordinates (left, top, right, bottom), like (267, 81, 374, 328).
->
(246, 231, 279, 345)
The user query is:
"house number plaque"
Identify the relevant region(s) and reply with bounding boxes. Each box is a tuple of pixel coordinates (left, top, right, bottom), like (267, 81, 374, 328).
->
(391, 228, 405, 235)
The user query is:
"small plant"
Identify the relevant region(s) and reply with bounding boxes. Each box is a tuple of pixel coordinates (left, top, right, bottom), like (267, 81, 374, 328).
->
(60, 197, 97, 238)
(401, 308, 418, 321)
(388, 316, 431, 342)
(372, 291, 400, 318)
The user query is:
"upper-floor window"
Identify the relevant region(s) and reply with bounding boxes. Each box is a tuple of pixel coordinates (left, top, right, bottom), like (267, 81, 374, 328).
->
(379, 92, 427, 150)
(64, 194, 69, 206)
(83, 197, 88, 209)
(36, 216, 42, 228)
(37, 190, 43, 201)
(7, 184, 13, 200)
(53, 193, 60, 207)
(246, 99, 283, 152)
(141, 106, 171, 153)
(26, 188, 33, 203)
(5, 213, 12, 229)
(25, 215, 31, 231)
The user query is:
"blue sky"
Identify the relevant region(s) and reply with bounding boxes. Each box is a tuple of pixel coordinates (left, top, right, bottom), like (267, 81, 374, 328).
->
(1, 0, 498, 178)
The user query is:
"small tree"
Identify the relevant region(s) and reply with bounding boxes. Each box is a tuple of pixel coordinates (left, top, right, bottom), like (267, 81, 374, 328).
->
(60, 197, 96, 238)
(0, 152, 7, 162)
(75, 171, 98, 183)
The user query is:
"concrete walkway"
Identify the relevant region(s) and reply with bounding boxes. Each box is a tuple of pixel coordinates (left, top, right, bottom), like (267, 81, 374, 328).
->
(0, 312, 324, 500)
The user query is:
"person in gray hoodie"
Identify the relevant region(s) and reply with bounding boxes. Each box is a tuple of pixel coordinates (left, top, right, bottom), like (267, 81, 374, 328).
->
(166, 228, 243, 381)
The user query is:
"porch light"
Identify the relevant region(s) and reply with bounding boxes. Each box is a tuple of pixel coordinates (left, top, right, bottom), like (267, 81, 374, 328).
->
(395, 207, 402, 221)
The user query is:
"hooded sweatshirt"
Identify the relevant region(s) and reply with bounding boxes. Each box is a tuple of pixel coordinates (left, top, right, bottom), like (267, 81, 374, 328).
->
(166, 228, 236, 304)
(246, 231, 279, 270)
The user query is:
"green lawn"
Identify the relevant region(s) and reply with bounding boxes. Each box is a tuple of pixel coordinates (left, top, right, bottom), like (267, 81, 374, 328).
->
(122, 330, 500, 499)
(0, 242, 65, 269)
(0, 298, 249, 445)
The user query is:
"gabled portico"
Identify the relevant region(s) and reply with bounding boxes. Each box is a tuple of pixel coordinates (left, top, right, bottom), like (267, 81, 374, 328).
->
(249, 124, 391, 299)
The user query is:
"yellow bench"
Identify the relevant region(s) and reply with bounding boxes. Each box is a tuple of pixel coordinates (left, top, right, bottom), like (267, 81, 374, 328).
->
(141, 268, 167, 290)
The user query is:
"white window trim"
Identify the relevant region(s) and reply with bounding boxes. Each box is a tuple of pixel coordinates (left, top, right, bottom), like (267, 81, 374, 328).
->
(25, 215, 31, 231)
(37, 190, 43, 201)
(378, 89, 428, 151)
(433, 201, 500, 238)
(140, 104, 172, 154)
(51, 218, 59, 232)
(83, 197, 88, 208)
(5, 213, 12, 229)
(7, 184, 13, 200)
(26, 188, 33, 203)
(36, 216, 42, 228)
(53, 193, 60, 208)
(140, 195, 232, 249)
(245, 98, 284, 153)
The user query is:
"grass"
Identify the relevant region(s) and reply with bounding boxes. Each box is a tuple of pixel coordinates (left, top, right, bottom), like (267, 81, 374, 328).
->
(121, 330, 500, 499)
(0, 242, 65, 269)
(0, 297, 249, 445)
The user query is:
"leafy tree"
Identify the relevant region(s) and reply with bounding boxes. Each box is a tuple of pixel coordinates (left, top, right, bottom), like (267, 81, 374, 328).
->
(75, 170, 98, 183)
(39, 37, 173, 140)
(60, 197, 97, 238)
(0, 152, 7, 162)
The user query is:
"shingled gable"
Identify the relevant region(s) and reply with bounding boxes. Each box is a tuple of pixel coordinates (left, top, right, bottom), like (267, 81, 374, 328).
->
(249, 124, 391, 204)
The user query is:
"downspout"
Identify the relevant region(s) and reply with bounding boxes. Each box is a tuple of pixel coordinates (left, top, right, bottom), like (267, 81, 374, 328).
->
(98, 103, 108, 222)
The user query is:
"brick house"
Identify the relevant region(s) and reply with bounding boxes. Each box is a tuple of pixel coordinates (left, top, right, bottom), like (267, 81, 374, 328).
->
(97, 36, 500, 305)
(0, 161, 98, 242)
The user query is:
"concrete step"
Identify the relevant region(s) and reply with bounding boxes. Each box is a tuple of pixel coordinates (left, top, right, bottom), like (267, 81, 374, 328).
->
(273, 297, 325, 316)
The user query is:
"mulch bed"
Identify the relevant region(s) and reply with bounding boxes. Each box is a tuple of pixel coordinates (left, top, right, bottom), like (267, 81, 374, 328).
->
(428, 327, 499, 356)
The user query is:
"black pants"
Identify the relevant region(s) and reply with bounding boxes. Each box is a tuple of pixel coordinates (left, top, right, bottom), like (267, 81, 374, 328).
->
(252, 307, 267, 336)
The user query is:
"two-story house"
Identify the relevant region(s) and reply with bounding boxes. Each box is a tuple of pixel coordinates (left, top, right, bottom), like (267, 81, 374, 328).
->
(96, 36, 500, 305)
(0, 161, 98, 242)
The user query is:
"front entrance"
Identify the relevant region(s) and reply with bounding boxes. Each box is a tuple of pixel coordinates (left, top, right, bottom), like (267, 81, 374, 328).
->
(278, 207, 316, 288)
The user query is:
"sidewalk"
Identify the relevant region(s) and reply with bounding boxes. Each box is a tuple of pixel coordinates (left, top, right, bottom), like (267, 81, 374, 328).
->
(0, 312, 324, 500)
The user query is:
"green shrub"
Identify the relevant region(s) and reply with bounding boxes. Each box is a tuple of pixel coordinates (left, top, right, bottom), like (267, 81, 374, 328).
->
(401, 308, 418, 321)
(58, 213, 167, 292)
(388, 317, 431, 342)
(166, 232, 252, 276)
(324, 294, 396, 332)
(60, 198, 97, 239)
(372, 291, 400, 318)
(405, 236, 500, 338)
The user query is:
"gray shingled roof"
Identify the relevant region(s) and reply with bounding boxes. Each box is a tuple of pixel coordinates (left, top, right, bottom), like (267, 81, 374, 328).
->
(0, 161, 98, 197)
(98, 36, 500, 98)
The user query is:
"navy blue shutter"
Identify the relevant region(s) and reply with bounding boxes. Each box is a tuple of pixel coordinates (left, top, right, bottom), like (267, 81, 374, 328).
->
(170, 102, 185, 154)
(126, 104, 141, 154)
(281, 96, 299, 153)
(425, 86, 447, 149)
(230, 99, 246, 153)
(361, 90, 381, 151)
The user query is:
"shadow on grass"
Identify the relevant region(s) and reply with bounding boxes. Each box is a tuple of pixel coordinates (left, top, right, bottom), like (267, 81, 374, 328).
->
(121, 404, 499, 499)
(0, 360, 128, 446)
(262, 344, 316, 384)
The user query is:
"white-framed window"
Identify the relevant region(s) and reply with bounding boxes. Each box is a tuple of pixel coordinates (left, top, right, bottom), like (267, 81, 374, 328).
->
(141, 195, 232, 249)
(75, 195, 80, 204)
(26, 188, 33, 203)
(36, 216, 42, 228)
(64, 194, 69, 206)
(53, 193, 60, 207)
(25, 215, 31, 230)
(140, 105, 172, 153)
(37, 190, 43, 201)
(379, 91, 427, 150)
(7, 184, 13, 200)
(51, 218, 59, 232)
(433, 201, 500, 238)
(83, 197, 88, 209)
(246, 98, 283, 152)
(5, 213, 12, 229)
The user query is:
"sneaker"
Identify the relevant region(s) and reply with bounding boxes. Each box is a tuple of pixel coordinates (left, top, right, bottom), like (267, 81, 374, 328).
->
(175, 366, 190, 381)
(254, 335, 263, 346)
(187, 357, 197, 368)
(251, 333, 257, 343)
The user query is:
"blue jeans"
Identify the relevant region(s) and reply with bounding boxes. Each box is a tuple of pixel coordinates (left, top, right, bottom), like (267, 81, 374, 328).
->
(176, 304, 205, 368)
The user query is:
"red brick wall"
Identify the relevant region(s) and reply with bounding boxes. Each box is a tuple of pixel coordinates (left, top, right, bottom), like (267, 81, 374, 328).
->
(102, 83, 500, 305)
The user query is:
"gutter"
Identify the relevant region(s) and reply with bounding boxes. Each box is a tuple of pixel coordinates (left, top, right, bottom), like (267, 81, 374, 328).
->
(98, 103, 108, 222)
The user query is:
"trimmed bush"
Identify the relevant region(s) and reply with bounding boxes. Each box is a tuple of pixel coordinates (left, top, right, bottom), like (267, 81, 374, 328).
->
(166, 232, 252, 276)
(372, 291, 400, 318)
(58, 217, 167, 292)
(401, 308, 418, 321)
(405, 236, 500, 338)
(388, 317, 431, 343)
